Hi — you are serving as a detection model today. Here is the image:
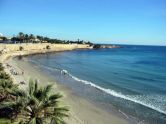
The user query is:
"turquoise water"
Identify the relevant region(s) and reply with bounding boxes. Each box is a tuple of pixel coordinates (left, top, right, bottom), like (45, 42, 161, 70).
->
(27, 45, 166, 124)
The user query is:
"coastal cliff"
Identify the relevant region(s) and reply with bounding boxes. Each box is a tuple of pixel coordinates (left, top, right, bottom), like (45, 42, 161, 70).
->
(0, 43, 90, 62)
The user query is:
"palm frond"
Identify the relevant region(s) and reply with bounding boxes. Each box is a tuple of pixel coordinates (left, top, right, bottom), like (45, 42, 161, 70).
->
(29, 117, 37, 124)
(0, 63, 4, 71)
(49, 94, 63, 101)
(0, 101, 16, 109)
(0, 72, 11, 80)
(34, 79, 38, 93)
(0, 79, 69, 124)
(29, 79, 35, 96)
(41, 84, 53, 99)
(51, 116, 67, 124)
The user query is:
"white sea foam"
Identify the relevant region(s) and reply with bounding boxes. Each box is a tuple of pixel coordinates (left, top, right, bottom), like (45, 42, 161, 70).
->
(63, 69, 166, 115)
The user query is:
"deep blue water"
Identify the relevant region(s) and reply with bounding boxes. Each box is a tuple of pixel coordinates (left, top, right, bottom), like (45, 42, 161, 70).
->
(27, 45, 166, 124)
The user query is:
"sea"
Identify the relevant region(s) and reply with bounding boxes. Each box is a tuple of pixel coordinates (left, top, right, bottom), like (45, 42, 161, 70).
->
(26, 45, 166, 124)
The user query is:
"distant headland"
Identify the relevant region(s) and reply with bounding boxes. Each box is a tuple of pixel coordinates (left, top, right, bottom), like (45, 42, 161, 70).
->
(0, 32, 121, 49)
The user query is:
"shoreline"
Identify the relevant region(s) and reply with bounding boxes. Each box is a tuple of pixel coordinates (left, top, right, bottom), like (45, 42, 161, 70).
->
(0, 44, 130, 124)
(11, 56, 130, 124)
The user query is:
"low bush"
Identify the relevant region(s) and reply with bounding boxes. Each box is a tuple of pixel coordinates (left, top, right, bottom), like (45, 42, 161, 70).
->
(46, 45, 51, 49)
(19, 46, 24, 51)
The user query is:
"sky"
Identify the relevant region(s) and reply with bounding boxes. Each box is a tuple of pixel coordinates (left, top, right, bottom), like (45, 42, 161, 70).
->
(0, 0, 166, 45)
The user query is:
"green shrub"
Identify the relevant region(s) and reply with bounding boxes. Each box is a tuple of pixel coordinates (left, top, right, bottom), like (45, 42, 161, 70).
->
(19, 46, 24, 51)
(46, 45, 51, 49)
(93, 44, 101, 49)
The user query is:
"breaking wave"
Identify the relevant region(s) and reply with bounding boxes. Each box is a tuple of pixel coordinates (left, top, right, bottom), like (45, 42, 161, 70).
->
(62, 69, 166, 115)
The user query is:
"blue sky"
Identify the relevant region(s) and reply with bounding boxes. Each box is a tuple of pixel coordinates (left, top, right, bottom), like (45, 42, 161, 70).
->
(0, 0, 166, 45)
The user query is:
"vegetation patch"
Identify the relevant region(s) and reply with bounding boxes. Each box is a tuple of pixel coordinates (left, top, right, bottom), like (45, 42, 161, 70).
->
(93, 44, 101, 49)
(46, 45, 51, 49)
(9, 32, 93, 45)
(0, 63, 69, 124)
(19, 46, 24, 51)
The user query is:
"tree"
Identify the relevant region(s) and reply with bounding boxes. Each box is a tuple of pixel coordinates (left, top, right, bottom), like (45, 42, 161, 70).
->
(0, 79, 19, 102)
(2, 37, 7, 41)
(87, 41, 93, 46)
(0, 88, 27, 121)
(29, 34, 35, 42)
(0, 80, 69, 124)
(24, 34, 29, 43)
(36, 35, 43, 42)
(18, 32, 25, 43)
(43, 37, 50, 42)
(11, 37, 20, 42)
(0, 70, 20, 103)
(25, 80, 69, 124)
(93, 44, 101, 49)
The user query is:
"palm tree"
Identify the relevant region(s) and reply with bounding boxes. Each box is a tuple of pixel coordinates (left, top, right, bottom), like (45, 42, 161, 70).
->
(29, 34, 35, 43)
(25, 34, 29, 43)
(36, 35, 43, 43)
(0, 78, 25, 122)
(0, 90, 27, 122)
(25, 79, 69, 124)
(0, 70, 16, 102)
(0, 80, 69, 124)
(0, 79, 19, 102)
(18, 32, 25, 43)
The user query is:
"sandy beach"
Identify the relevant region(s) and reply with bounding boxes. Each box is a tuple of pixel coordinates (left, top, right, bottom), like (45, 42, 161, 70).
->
(0, 44, 130, 124)
(4, 56, 130, 124)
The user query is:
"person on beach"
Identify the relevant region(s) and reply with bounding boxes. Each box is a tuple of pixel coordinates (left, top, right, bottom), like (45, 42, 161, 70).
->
(20, 81, 26, 85)
(61, 70, 67, 75)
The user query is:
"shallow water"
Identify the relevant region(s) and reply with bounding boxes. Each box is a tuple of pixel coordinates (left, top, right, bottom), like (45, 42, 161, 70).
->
(27, 45, 166, 124)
